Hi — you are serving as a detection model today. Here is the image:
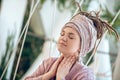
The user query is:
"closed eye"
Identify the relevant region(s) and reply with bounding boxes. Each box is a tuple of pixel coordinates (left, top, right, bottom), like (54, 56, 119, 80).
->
(60, 31, 65, 36)
(69, 33, 75, 39)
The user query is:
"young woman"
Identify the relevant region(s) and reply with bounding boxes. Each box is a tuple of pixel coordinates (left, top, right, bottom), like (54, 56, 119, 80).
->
(25, 11, 119, 80)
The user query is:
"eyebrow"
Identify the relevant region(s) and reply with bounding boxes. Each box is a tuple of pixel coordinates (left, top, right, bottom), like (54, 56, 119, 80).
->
(69, 33, 75, 35)
(62, 30, 75, 35)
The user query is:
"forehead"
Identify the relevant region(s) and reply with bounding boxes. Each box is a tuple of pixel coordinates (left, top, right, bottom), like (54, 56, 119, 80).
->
(62, 27, 79, 35)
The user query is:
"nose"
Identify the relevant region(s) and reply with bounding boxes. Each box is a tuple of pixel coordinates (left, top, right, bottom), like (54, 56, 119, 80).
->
(62, 35, 67, 42)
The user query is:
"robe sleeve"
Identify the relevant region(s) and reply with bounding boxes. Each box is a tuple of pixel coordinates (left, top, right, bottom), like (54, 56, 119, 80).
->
(25, 57, 54, 80)
(75, 69, 95, 80)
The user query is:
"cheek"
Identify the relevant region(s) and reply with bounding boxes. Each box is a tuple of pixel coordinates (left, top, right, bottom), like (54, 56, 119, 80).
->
(57, 38, 61, 48)
(68, 41, 80, 52)
(58, 36, 62, 41)
(57, 37, 61, 44)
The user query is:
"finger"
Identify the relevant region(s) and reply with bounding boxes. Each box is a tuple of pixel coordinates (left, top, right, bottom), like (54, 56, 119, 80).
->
(67, 56, 76, 67)
(61, 56, 73, 64)
(58, 55, 64, 62)
(66, 56, 74, 63)
(59, 57, 67, 66)
(54, 55, 64, 66)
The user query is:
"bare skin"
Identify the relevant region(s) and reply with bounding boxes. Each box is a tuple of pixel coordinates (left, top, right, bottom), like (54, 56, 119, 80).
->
(42, 55, 64, 80)
(42, 55, 76, 80)
(42, 27, 80, 80)
(56, 55, 76, 80)
(26, 27, 80, 80)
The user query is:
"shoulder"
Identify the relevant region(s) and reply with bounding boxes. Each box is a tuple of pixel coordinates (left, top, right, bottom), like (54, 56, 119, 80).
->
(70, 62, 95, 80)
(79, 66, 95, 80)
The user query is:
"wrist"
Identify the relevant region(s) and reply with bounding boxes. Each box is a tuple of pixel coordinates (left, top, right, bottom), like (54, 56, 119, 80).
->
(56, 76, 65, 80)
(56, 78, 65, 80)
(42, 72, 52, 80)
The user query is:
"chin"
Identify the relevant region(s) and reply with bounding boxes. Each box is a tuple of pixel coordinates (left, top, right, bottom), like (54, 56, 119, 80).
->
(58, 48, 71, 56)
(57, 44, 64, 52)
(58, 47, 66, 54)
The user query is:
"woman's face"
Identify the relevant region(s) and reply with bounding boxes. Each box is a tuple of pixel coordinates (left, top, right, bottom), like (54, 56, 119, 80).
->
(57, 27, 80, 57)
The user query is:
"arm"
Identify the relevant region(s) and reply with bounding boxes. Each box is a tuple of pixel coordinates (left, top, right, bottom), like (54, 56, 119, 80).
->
(25, 58, 53, 80)
(25, 72, 52, 80)
(25, 56, 64, 80)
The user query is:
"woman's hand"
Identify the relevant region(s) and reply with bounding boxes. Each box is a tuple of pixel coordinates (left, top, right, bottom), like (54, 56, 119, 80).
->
(42, 55, 64, 79)
(56, 55, 76, 80)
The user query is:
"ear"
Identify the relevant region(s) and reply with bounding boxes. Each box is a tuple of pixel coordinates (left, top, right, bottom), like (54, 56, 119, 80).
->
(77, 48, 80, 53)
(75, 50, 80, 57)
(74, 51, 80, 61)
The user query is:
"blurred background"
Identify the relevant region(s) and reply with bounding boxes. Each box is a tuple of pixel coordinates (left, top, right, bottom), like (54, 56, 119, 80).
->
(0, 0, 120, 80)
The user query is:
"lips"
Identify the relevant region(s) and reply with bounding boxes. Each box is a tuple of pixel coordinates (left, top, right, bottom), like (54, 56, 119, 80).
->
(60, 43, 67, 46)
(59, 41, 67, 47)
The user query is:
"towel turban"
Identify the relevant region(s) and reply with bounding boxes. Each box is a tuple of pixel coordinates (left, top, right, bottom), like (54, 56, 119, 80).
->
(62, 14, 97, 56)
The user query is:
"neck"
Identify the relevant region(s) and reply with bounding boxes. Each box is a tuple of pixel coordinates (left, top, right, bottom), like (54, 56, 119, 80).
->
(61, 53, 69, 57)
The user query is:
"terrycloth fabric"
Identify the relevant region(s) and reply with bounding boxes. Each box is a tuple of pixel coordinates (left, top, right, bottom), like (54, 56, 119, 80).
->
(25, 57, 95, 80)
(62, 14, 97, 56)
